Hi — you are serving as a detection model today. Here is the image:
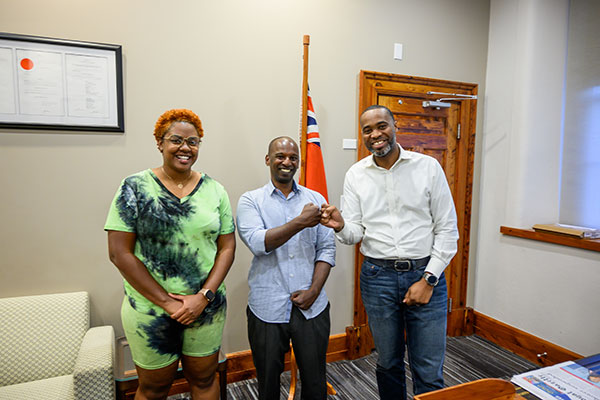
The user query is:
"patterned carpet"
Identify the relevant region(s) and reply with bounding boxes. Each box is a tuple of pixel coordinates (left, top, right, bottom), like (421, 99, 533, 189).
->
(169, 335, 539, 399)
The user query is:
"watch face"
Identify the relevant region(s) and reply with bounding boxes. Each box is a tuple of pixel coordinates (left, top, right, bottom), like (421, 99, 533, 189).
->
(425, 273, 438, 286)
(204, 289, 215, 302)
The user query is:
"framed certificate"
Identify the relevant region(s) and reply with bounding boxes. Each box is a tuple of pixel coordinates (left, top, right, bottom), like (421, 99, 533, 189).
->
(0, 32, 124, 132)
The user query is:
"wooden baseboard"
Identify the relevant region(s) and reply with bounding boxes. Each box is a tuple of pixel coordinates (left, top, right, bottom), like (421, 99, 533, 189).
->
(467, 308, 582, 366)
(117, 333, 349, 398)
(118, 309, 583, 398)
(226, 332, 348, 383)
(227, 309, 583, 381)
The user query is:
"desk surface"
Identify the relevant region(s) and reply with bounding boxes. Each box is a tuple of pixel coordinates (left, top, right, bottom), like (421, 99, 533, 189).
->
(413, 378, 535, 400)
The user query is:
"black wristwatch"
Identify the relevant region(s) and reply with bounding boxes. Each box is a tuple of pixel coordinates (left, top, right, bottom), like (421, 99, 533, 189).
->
(200, 288, 215, 302)
(423, 272, 439, 287)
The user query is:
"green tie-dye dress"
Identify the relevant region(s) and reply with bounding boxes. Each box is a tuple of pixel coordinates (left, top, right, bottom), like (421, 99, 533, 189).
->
(105, 169, 235, 368)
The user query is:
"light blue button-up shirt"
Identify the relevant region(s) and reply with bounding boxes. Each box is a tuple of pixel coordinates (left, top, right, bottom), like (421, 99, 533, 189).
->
(237, 181, 336, 323)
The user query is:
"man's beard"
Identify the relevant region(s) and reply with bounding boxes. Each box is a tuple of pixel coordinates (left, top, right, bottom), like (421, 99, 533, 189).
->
(368, 142, 393, 157)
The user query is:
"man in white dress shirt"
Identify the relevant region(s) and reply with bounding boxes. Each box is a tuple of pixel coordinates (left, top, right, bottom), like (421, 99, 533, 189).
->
(321, 105, 459, 400)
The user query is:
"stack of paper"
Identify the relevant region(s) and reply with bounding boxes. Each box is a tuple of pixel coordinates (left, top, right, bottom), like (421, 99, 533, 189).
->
(532, 223, 600, 239)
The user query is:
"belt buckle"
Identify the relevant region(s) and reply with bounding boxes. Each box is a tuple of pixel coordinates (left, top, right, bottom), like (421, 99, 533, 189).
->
(393, 260, 412, 271)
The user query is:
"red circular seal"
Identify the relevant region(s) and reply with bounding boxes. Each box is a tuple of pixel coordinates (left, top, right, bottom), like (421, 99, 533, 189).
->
(20, 58, 34, 70)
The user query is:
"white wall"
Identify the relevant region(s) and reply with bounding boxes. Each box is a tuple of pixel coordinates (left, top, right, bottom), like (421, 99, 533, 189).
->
(475, 0, 600, 356)
(0, 0, 490, 353)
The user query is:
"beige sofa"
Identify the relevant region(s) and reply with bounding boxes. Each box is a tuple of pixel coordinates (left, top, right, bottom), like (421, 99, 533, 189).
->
(0, 291, 115, 399)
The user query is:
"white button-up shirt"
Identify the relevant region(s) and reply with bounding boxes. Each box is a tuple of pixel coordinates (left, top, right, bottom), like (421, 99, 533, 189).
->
(336, 145, 458, 278)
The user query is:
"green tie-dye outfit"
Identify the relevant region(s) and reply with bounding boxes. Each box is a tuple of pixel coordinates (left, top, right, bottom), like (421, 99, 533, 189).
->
(105, 169, 235, 369)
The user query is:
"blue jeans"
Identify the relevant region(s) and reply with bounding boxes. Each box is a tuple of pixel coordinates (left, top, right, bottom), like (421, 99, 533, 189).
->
(360, 259, 447, 400)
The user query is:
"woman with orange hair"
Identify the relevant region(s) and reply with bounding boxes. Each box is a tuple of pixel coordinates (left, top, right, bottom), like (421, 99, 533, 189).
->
(105, 109, 235, 399)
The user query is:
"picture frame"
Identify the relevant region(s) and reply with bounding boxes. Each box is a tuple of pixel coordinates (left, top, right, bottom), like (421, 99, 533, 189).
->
(0, 32, 124, 132)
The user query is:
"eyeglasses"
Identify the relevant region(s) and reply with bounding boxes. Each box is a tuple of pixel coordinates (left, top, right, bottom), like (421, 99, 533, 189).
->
(162, 135, 201, 147)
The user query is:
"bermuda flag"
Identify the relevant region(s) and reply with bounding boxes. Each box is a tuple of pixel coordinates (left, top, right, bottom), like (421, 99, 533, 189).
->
(305, 88, 329, 202)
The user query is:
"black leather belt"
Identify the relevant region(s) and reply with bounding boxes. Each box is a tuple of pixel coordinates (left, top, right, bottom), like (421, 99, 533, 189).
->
(364, 256, 430, 272)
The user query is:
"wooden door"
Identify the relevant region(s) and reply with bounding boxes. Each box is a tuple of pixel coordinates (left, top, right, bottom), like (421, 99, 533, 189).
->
(346, 71, 477, 358)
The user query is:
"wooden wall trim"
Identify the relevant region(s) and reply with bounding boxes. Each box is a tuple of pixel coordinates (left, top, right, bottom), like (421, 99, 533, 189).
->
(225, 333, 348, 383)
(467, 309, 582, 366)
(360, 70, 478, 91)
(119, 312, 586, 398)
(117, 333, 349, 399)
(500, 226, 600, 252)
(226, 310, 583, 377)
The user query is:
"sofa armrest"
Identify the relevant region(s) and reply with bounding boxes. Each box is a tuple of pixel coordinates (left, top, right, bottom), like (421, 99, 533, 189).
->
(73, 325, 116, 400)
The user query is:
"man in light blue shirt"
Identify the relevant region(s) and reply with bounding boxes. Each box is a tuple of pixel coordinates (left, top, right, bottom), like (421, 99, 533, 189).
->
(237, 136, 336, 400)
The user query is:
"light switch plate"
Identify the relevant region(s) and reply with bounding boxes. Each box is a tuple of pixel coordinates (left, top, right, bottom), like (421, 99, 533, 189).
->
(343, 139, 357, 149)
(394, 43, 403, 60)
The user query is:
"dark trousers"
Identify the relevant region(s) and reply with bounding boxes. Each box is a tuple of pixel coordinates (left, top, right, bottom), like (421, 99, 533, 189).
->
(247, 304, 330, 400)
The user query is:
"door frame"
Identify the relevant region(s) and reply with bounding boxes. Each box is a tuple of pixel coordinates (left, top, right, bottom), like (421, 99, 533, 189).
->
(346, 70, 478, 358)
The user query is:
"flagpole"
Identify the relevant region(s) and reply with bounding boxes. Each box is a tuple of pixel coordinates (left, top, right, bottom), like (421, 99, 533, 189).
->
(299, 34, 310, 186)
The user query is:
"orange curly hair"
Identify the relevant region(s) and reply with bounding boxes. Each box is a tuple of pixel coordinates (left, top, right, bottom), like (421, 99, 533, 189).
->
(153, 109, 204, 140)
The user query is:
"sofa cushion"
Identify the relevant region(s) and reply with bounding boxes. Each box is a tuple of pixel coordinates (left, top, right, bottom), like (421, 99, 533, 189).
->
(0, 292, 89, 386)
(0, 375, 74, 400)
